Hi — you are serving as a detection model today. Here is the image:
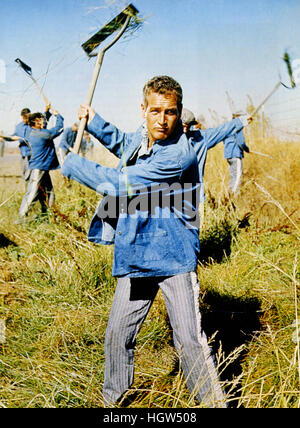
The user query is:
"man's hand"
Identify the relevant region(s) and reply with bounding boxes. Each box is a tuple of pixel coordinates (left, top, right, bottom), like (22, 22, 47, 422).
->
(51, 108, 60, 116)
(78, 105, 96, 124)
(247, 115, 254, 124)
(45, 103, 51, 112)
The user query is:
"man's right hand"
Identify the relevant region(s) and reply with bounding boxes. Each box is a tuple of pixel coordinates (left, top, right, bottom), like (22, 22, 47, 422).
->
(51, 108, 60, 116)
(78, 105, 96, 124)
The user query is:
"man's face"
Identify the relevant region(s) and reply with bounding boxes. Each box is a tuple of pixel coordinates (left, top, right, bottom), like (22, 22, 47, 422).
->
(22, 115, 28, 125)
(33, 117, 44, 129)
(141, 91, 180, 146)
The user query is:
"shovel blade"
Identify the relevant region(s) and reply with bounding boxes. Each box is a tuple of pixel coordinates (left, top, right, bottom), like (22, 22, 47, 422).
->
(283, 51, 296, 88)
(81, 3, 138, 57)
(15, 58, 32, 75)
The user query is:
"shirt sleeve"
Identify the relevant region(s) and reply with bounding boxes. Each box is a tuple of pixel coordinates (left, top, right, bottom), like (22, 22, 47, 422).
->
(11, 124, 27, 141)
(62, 149, 186, 197)
(11, 124, 21, 138)
(47, 114, 64, 138)
(235, 129, 249, 152)
(59, 129, 69, 149)
(201, 118, 245, 149)
(87, 113, 134, 159)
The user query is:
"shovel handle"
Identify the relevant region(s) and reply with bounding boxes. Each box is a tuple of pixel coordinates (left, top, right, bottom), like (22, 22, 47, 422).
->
(30, 75, 51, 106)
(73, 50, 105, 154)
(73, 14, 131, 155)
(249, 81, 281, 119)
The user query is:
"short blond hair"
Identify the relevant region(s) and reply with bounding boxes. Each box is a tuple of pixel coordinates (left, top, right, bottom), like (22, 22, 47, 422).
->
(143, 75, 183, 110)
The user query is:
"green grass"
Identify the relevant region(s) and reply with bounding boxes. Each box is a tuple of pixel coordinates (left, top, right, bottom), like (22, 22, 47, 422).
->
(0, 137, 299, 407)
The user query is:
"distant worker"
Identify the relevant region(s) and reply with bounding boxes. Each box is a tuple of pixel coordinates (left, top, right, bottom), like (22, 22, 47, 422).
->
(16, 108, 64, 223)
(0, 104, 51, 183)
(223, 110, 250, 195)
(82, 131, 94, 158)
(181, 108, 251, 223)
(57, 123, 88, 165)
(2, 108, 32, 182)
(181, 108, 250, 202)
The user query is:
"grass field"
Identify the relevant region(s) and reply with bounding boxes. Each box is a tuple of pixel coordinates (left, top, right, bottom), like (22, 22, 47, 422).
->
(0, 125, 299, 408)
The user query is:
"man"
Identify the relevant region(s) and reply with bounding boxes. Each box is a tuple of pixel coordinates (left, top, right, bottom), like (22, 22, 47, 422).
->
(57, 123, 90, 166)
(181, 108, 251, 205)
(0, 105, 52, 183)
(81, 131, 94, 158)
(223, 111, 250, 195)
(1, 108, 32, 181)
(62, 75, 226, 408)
(17, 108, 63, 221)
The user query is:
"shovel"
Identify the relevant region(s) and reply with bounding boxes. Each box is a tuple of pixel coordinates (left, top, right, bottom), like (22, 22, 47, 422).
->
(73, 4, 139, 154)
(15, 58, 51, 106)
(249, 51, 296, 119)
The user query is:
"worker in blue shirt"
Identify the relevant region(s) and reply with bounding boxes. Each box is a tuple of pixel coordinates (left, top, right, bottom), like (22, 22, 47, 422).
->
(0, 104, 52, 183)
(80, 131, 94, 157)
(223, 110, 250, 195)
(0, 108, 32, 182)
(62, 75, 227, 408)
(17, 108, 63, 221)
(57, 122, 87, 165)
(181, 108, 250, 204)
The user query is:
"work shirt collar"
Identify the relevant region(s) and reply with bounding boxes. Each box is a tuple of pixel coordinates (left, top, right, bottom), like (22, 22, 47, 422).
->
(137, 120, 184, 158)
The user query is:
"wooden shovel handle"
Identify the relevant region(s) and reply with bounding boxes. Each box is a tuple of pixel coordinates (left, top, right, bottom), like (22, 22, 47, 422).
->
(73, 14, 131, 155)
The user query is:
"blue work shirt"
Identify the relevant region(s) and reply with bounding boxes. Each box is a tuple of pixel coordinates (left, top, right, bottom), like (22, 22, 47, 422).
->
(12, 122, 31, 157)
(12, 110, 52, 158)
(62, 113, 201, 278)
(188, 118, 246, 201)
(223, 127, 249, 159)
(59, 126, 88, 153)
(59, 127, 76, 150)
(28, 114, 64, 171)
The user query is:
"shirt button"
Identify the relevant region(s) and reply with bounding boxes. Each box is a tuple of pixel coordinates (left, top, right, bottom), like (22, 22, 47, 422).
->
(118, 231, 122, 235)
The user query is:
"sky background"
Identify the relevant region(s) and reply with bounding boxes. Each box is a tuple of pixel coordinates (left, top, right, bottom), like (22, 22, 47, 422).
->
(1, 0, 300, 138)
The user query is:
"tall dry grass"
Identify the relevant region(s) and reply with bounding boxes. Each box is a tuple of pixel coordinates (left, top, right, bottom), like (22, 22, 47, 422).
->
(0, 120, 299, 408)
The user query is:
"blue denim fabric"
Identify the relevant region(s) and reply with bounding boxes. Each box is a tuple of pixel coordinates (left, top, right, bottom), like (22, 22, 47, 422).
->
(62, 113, 200, 278)
(189, 118, 245, 202)
(223, 127, 249, 159)
(58, 127, 77, 150)
(28, 114, 64, 171)
(58, 127, 88, 151)
(12, 122, 31, 157)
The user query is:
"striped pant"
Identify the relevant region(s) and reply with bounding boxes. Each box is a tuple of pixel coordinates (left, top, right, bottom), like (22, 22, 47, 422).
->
(19, 169, 54, 217)
(20, 156, 31, 182)
(103, 272, 226, 407)
(227, 157, 243, 195)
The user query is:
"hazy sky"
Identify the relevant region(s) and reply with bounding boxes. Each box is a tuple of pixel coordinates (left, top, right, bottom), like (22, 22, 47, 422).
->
(1, 0, 300, 134)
